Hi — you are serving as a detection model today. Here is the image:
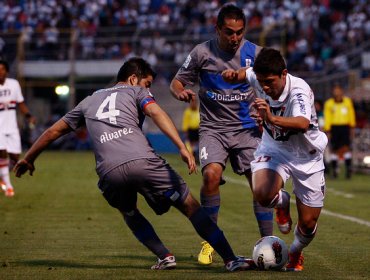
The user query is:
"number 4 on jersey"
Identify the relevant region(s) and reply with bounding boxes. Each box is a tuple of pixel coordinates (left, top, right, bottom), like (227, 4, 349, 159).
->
(96, 92, 120, 124)
(200, 147, 208, 160)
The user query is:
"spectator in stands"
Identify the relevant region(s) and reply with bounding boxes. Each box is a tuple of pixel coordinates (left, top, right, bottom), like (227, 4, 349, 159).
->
(324, 84, 356, 179)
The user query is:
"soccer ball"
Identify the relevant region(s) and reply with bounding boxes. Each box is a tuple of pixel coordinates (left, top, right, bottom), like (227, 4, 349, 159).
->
(252, 235, 288, 270)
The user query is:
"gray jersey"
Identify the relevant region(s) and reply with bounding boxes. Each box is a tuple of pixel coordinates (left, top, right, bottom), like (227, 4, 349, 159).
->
(175, 38, 261, 133)
(63, 85, 158, 178)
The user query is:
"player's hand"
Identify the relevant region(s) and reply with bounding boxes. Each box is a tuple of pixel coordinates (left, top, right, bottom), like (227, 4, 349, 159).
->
(179, 147, 197, 175)
(177, 89, 196, 103)
(250, 112, 263, 126)
(253, 98, 271, 122)
(13, 159, 35, 177)
(221, 69, 239, 83)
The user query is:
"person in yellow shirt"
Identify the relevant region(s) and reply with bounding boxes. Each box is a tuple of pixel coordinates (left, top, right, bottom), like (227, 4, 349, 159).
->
(324, 85, 356, 178)
(182, 97, 200, 163)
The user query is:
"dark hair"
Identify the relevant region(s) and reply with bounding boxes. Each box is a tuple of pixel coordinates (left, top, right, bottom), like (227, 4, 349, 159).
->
(116, 57, 156, 83)
(0, 60, 9, 72)
(216, 4, 246, 28)
(253, 48, 286, 76)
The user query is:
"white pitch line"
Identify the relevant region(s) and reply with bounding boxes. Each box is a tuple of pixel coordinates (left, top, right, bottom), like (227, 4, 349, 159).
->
(320, 209, 370, 227)
(223, 175, 369, 227)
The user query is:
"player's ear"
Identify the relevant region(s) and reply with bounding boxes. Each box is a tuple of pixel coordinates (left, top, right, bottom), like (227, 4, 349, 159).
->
(128, 74, 138, 86)
(281, 69, 288, 78)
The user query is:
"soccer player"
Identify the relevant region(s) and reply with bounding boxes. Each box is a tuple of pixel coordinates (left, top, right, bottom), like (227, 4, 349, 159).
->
(0, 60, 35, 197)
(170, 4, 274, 265)
(14, 57, 255, 272)
(222, 48, 328, 271)
(323, 84, 356, 179)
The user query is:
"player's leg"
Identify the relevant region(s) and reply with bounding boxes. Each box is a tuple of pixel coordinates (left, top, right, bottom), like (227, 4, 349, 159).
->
(200, 163, 223, 223)
(1, 132, 22, 197)
(252, 167, 292, 234)
(174, 192, 256, 271)
(245, 170, 274, 237)
(286, 199, 321, 272)
(343, 150, 352, 179)
(0, 149, 14, 197)
(198, 132, 228, 265)
(329, 126, 341, 178)
(286, 170, 325, 272)
(100, 161, 175, 270)
(230, 129, 274, 237)
(120, 208, 176, 270)
(197, 162, 225, 264)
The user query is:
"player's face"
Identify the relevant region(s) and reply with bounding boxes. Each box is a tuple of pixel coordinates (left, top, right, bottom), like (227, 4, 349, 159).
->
(139, 75, 154, 88)
(256, 70, 287, 100)
(216, 17, 245, 54)
(0, 64, 8, 84)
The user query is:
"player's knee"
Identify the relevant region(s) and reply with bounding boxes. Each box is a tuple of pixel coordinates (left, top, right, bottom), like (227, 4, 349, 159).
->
(253, 188, 275, 208)
(298, 218, 318, 234)
(176, 193, 200, 218)
(202, 168, 222, 189)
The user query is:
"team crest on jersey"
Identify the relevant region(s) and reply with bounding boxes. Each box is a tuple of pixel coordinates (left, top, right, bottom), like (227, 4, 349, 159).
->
(245, 59, 252, 67)
(183, 55, 192, 69)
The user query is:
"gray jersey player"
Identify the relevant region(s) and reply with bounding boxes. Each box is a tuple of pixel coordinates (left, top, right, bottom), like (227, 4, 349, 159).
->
(14, 57, 256, 272)
(170, 4, 274, 265)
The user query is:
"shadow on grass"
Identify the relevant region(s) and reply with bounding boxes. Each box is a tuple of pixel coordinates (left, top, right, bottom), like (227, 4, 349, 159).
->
(17, 255, 225, 273)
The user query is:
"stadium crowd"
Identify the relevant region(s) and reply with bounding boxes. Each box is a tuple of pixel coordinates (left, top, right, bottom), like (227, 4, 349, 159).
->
(0, 0, 370, 75)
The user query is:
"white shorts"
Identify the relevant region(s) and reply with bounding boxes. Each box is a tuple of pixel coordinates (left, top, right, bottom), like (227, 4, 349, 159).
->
(0, 131, 22, 154)
(251, 150, 326, 208)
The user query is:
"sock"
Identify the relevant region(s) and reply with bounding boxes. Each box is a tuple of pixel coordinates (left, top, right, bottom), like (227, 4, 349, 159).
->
(0, 158, 13, 190)
(200, 193, 220, 223)
(189, 207, 235, 263)
(123, 209, 170, 260)
(330, 154, 338, 177)
(344, 152, 352, 178)
(253, 200, 273, 237)
(290, 224, 317, 254)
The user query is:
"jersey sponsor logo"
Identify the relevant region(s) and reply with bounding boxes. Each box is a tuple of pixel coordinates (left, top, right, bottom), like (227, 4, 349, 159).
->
(245, 59, 252, 67)
(182, 54, 192, 69)
(206, 90, 250, 102)
(263, 106, 298, 141)
(296, 93, 306, 115)
(99, 127, 133, 143)
(0, 89, 11, 97)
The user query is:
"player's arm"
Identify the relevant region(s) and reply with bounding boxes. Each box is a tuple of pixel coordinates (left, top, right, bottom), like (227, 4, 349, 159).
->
(14, 119, 73, 177)
(169, 78, 196, 103)
(144, 103, 196, 174)
(18, 101, 36, 124)
(221, 67, 248, 84)
(254, 98, 310, 131)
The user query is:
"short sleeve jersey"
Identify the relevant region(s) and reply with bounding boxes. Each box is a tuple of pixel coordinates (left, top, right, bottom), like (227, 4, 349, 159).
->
(63, 85, 158, 178)
(0, 78, 24, 133)
(246, 68, 328, 159)
(175, 39, 261, 133)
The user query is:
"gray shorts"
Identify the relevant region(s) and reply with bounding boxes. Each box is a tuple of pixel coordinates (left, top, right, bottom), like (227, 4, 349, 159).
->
(98, 158, 190, 215)
(199, 128, 261, 174)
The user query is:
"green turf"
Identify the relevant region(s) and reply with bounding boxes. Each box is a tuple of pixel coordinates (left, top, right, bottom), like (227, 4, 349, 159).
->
(0, 151, 369, 279)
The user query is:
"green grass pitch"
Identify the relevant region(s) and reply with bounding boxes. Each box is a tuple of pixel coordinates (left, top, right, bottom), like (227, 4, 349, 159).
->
(0, 151, 369, 279)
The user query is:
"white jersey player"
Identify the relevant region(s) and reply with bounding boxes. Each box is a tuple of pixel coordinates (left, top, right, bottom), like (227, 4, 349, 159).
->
(0, 60, 35, 196)
(222, 48, 328, 272)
